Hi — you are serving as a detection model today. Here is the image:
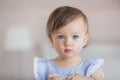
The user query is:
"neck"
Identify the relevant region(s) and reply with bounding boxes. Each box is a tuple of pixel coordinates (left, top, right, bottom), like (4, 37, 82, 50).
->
(54, 55, 83, 68)
(55, 55, 82, 63)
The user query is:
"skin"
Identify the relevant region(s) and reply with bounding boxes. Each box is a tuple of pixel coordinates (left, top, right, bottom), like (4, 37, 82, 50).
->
(48, 18, 104, 80)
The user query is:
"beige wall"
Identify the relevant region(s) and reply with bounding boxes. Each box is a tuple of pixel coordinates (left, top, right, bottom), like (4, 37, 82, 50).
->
(0, 0, 120, 80)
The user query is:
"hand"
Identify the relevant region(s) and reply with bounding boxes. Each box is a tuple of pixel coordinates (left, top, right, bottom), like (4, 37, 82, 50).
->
(48, 74, 62, 80)
(66, 74, 93, 80)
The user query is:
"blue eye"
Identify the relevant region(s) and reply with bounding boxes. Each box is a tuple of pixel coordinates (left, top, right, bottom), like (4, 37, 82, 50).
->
(73, 35, 79, 39)
(57, 35, 64, 39)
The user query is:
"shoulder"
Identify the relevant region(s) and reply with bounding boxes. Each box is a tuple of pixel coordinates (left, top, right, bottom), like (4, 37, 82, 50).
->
(34, 57, 47, 65)
(84, 58, 104, 77)
(33, 57, 48, 80)
(34, 57, 47, 71)
(84, 58, 104, 65)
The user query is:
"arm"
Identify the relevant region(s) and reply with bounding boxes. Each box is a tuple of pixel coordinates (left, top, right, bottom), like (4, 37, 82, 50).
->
(91, 69, 104, 80)
(48, 74, 62, 80)
(66, 74, 94, 80)
(66, 69, 104, 80)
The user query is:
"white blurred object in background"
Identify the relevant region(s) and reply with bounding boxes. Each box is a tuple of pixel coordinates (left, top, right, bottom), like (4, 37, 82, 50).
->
(3, 26, 33, 52)
(3, 26, 34, 79)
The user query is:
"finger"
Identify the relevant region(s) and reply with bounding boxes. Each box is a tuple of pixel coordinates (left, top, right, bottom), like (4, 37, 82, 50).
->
(66, 74, 74, 80)
(49, 74, 63, 80)
(56, 77, 62, 80)
(48, 74, 56, 78)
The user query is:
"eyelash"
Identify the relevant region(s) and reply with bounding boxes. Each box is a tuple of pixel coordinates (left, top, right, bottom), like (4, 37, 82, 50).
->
(57, 35, 79, 39)
(57, 35, 64, 39)
(73, 35, 79, 39)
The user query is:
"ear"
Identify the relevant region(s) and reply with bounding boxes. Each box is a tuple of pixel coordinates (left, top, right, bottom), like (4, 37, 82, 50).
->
(82, 34, 89, 48)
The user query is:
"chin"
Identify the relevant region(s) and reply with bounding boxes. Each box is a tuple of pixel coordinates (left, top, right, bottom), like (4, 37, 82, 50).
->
(64, 54, 76, 58)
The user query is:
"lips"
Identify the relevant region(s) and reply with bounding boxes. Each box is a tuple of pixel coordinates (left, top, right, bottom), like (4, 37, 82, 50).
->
(64, 49, 72, 53)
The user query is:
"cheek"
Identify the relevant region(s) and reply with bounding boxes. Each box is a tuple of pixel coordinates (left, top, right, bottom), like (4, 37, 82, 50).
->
(75, 44, 82, 50)
(75, 40, 84, 49)
(74, 43, 83, 53)
(53, 41, 63, 49)
(54, 43, 64, 55)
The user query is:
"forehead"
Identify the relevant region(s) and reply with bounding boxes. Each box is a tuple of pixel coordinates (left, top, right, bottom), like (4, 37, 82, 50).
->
(55, 18, 86, 34)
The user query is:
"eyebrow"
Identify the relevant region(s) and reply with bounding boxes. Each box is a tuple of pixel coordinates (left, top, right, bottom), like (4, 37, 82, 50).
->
(55, 32, 83, 36)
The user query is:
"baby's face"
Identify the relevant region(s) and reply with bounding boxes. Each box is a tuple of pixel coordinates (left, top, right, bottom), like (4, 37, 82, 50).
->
(51, 18, 88, 58)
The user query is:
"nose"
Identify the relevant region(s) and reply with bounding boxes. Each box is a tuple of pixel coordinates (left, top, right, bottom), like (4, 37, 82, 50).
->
(64, 38, 72, 46)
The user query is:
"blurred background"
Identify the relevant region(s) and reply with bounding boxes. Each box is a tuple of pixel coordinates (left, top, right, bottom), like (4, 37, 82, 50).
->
(0, 0, 120, 80)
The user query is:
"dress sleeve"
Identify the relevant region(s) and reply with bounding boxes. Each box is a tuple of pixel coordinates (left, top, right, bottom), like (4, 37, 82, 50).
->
(33, 57, 46, 80)
(86, 58, 104, 77)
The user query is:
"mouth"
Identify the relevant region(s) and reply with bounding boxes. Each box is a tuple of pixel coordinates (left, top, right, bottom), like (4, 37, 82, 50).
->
(64, 49, 72, 53)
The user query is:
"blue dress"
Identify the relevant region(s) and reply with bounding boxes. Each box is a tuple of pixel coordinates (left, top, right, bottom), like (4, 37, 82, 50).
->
(33, 57, 104, 80)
